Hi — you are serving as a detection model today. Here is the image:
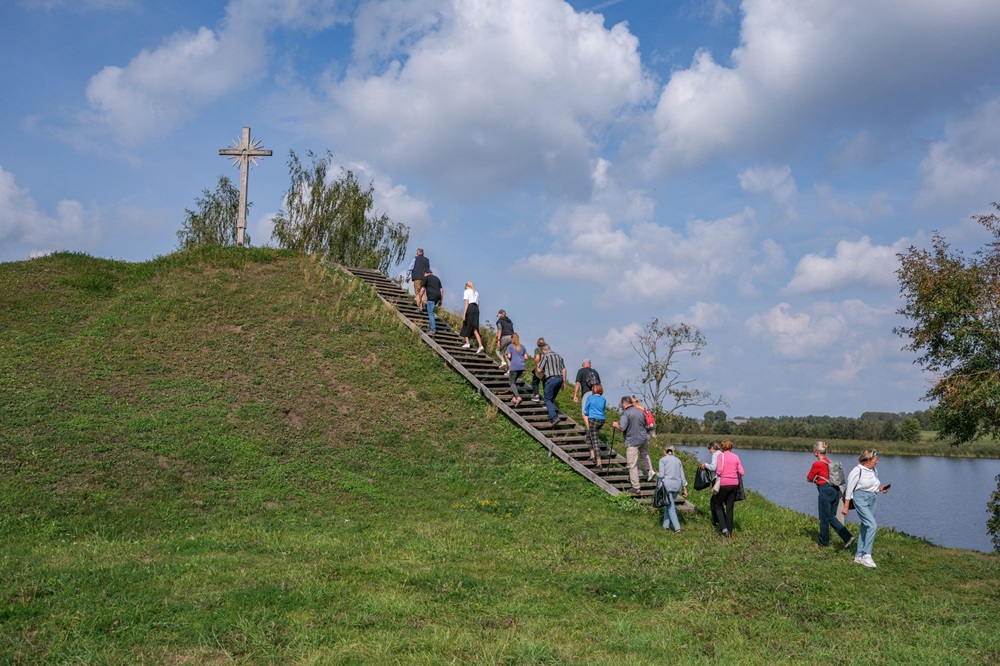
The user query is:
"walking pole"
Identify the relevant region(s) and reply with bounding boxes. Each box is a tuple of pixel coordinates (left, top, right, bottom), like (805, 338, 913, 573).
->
(607, 428, 617, 475)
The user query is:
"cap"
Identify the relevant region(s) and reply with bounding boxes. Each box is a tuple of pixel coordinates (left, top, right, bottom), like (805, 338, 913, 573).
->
(497, 309, 505, 316)
(666, 446, 675, 454)
(583, 358, 591, 364)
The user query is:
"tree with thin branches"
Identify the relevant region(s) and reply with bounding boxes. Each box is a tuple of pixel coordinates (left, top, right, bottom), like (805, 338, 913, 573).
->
(271, 150, 409, 273)
(625, 318, 727, 430)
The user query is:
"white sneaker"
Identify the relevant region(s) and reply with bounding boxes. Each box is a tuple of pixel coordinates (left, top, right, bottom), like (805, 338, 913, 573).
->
(854, 555, 876, 568)
(461, 342, 471, 349)
(476, 346, 484, 353)
(647, 470, 656, 482)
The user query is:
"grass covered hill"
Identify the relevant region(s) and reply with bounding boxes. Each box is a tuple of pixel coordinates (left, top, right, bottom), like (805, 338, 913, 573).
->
(2, 248, 999, 664)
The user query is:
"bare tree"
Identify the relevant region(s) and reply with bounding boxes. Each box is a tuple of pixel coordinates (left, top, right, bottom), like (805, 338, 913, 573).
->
(626, 318, 727, 427)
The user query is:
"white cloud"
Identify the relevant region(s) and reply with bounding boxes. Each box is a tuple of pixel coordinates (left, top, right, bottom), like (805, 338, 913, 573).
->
(671, 301, 731, 329)
(815, 183, 893, 223)
(0, 166, 99, 259)
(784, 236, 904, 294)
(916, 96, 1000, 207)
(588, 322, 643, 359)
(746, 299, 898, 370)
(738, 164, 797, 218)
(825, 344, 876, 385)
(344, 160, 433, 232)
(518, 172, 771, 304)
(313, 0, 654, 195)
(84, 0, 348, 143)
(649, 1, 1000, 167)
(738, 238, 786, 297)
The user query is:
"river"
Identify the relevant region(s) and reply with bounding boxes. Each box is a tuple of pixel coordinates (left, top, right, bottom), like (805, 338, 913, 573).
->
(680, 447, 1000, 553)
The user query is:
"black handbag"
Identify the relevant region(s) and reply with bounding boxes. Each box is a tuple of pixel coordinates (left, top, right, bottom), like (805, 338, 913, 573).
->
(694, 467, 712, 491)
(652, 482, 669, 508)
(735, 473, 746, 502)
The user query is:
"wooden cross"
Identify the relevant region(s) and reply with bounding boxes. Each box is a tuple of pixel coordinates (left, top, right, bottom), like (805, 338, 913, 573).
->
(219, 126, 272, 247)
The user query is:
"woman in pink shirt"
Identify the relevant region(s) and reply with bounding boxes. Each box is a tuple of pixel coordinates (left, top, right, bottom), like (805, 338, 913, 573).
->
(714, 440, 745, 538)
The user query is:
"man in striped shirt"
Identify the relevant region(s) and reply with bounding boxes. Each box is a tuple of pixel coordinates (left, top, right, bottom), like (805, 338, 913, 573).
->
(536, 344, 568, 426)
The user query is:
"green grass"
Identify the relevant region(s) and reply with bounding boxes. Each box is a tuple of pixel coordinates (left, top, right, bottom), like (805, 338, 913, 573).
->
(1, 247, 998, 664)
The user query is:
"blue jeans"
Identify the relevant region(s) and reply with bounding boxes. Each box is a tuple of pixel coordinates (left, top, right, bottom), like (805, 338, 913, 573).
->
(817, 484, 852, 546)
(853, 490, 878, 557)
(662, 489, 681, 531)
(543, 376, 563, 421)
(426, 299, 438, 333)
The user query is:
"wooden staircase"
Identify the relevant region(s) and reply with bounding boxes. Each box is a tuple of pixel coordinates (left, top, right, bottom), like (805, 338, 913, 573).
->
(340, 265, 692, 508)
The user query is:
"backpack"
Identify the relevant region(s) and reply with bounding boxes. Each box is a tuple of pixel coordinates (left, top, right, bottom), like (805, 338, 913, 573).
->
(820, 459, 845, 487)
(643, 408, 656, 430)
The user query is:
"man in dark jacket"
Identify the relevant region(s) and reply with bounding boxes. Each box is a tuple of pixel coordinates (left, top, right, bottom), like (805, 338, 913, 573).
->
(406, 248, 431, 308)
(418, 268, 443, 335)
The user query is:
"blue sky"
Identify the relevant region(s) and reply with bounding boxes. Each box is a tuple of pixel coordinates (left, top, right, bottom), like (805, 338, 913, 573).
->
(4, 0, 1000, 419)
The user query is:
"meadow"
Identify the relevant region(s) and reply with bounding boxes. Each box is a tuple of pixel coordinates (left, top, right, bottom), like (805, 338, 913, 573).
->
(1, 248, 998, 664)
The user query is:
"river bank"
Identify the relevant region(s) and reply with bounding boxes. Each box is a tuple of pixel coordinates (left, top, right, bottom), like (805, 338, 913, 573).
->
(679, 446, 1000, 552)
(665, 432, 1000, 458)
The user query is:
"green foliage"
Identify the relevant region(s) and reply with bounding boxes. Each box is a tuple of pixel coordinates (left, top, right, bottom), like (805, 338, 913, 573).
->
(895, 205, 1000, 444)
(271, 150, 409, 273)
(177, 175, 248, 249)
(989, 474, 1000, 553)
(899, 417, 922, 443)
(731, 410, 936, 442)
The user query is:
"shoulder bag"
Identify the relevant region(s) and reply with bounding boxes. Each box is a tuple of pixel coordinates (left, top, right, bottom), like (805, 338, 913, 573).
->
(712, 453, 725, 495)
(694, 466, 712, 491)
(735, 473, 746, 502)
(652, 481, 669, 508)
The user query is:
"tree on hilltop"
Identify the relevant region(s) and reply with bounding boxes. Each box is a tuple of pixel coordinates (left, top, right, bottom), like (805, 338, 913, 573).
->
(271, 150, 409, 273)
(177, 175, 248, 249)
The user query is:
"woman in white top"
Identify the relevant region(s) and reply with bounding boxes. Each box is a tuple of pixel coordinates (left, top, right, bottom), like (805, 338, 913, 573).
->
(843, 449, 891, 568)
(459, 281, 484, 353)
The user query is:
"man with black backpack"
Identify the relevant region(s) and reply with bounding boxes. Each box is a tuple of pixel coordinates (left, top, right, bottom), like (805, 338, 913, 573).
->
(806, 441, 854, 549)
(572, 359, 601, 419)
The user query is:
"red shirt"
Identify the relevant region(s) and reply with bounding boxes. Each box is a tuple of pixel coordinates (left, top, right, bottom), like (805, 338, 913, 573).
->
(806, 458, 831, 485)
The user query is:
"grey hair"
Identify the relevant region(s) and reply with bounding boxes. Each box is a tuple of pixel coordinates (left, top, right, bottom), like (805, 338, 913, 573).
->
(813, 441, 828, 454)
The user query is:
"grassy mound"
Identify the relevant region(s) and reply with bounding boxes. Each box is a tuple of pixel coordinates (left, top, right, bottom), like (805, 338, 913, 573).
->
(1, 248, 998, 664)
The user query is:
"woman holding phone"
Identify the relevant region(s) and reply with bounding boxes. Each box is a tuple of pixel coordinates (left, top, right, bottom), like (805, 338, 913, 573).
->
(843, 449, 891, 568)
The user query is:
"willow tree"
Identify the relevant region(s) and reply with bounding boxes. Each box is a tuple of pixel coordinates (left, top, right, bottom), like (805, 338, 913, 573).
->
(177, 175, 248, 249)
(271, 150, 409, 272)
(894, 205, 1000, 444)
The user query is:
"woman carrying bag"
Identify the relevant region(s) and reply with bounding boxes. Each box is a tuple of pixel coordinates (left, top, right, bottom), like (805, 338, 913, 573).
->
(712, 440, 744, 538)
(656, 446, 688, 534)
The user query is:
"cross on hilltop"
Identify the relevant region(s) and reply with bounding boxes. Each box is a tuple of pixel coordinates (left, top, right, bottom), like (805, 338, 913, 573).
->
(219, 126, 272, 247)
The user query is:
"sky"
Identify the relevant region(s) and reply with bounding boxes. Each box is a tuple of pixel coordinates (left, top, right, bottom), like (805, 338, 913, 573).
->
(4, 0, 1000, 420)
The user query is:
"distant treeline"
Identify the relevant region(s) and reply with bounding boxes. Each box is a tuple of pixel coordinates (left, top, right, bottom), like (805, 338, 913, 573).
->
(662, 410, 934, 443)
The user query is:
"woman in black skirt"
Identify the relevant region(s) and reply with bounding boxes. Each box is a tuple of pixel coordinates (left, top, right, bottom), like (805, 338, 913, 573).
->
(460, 281, 484, 353)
